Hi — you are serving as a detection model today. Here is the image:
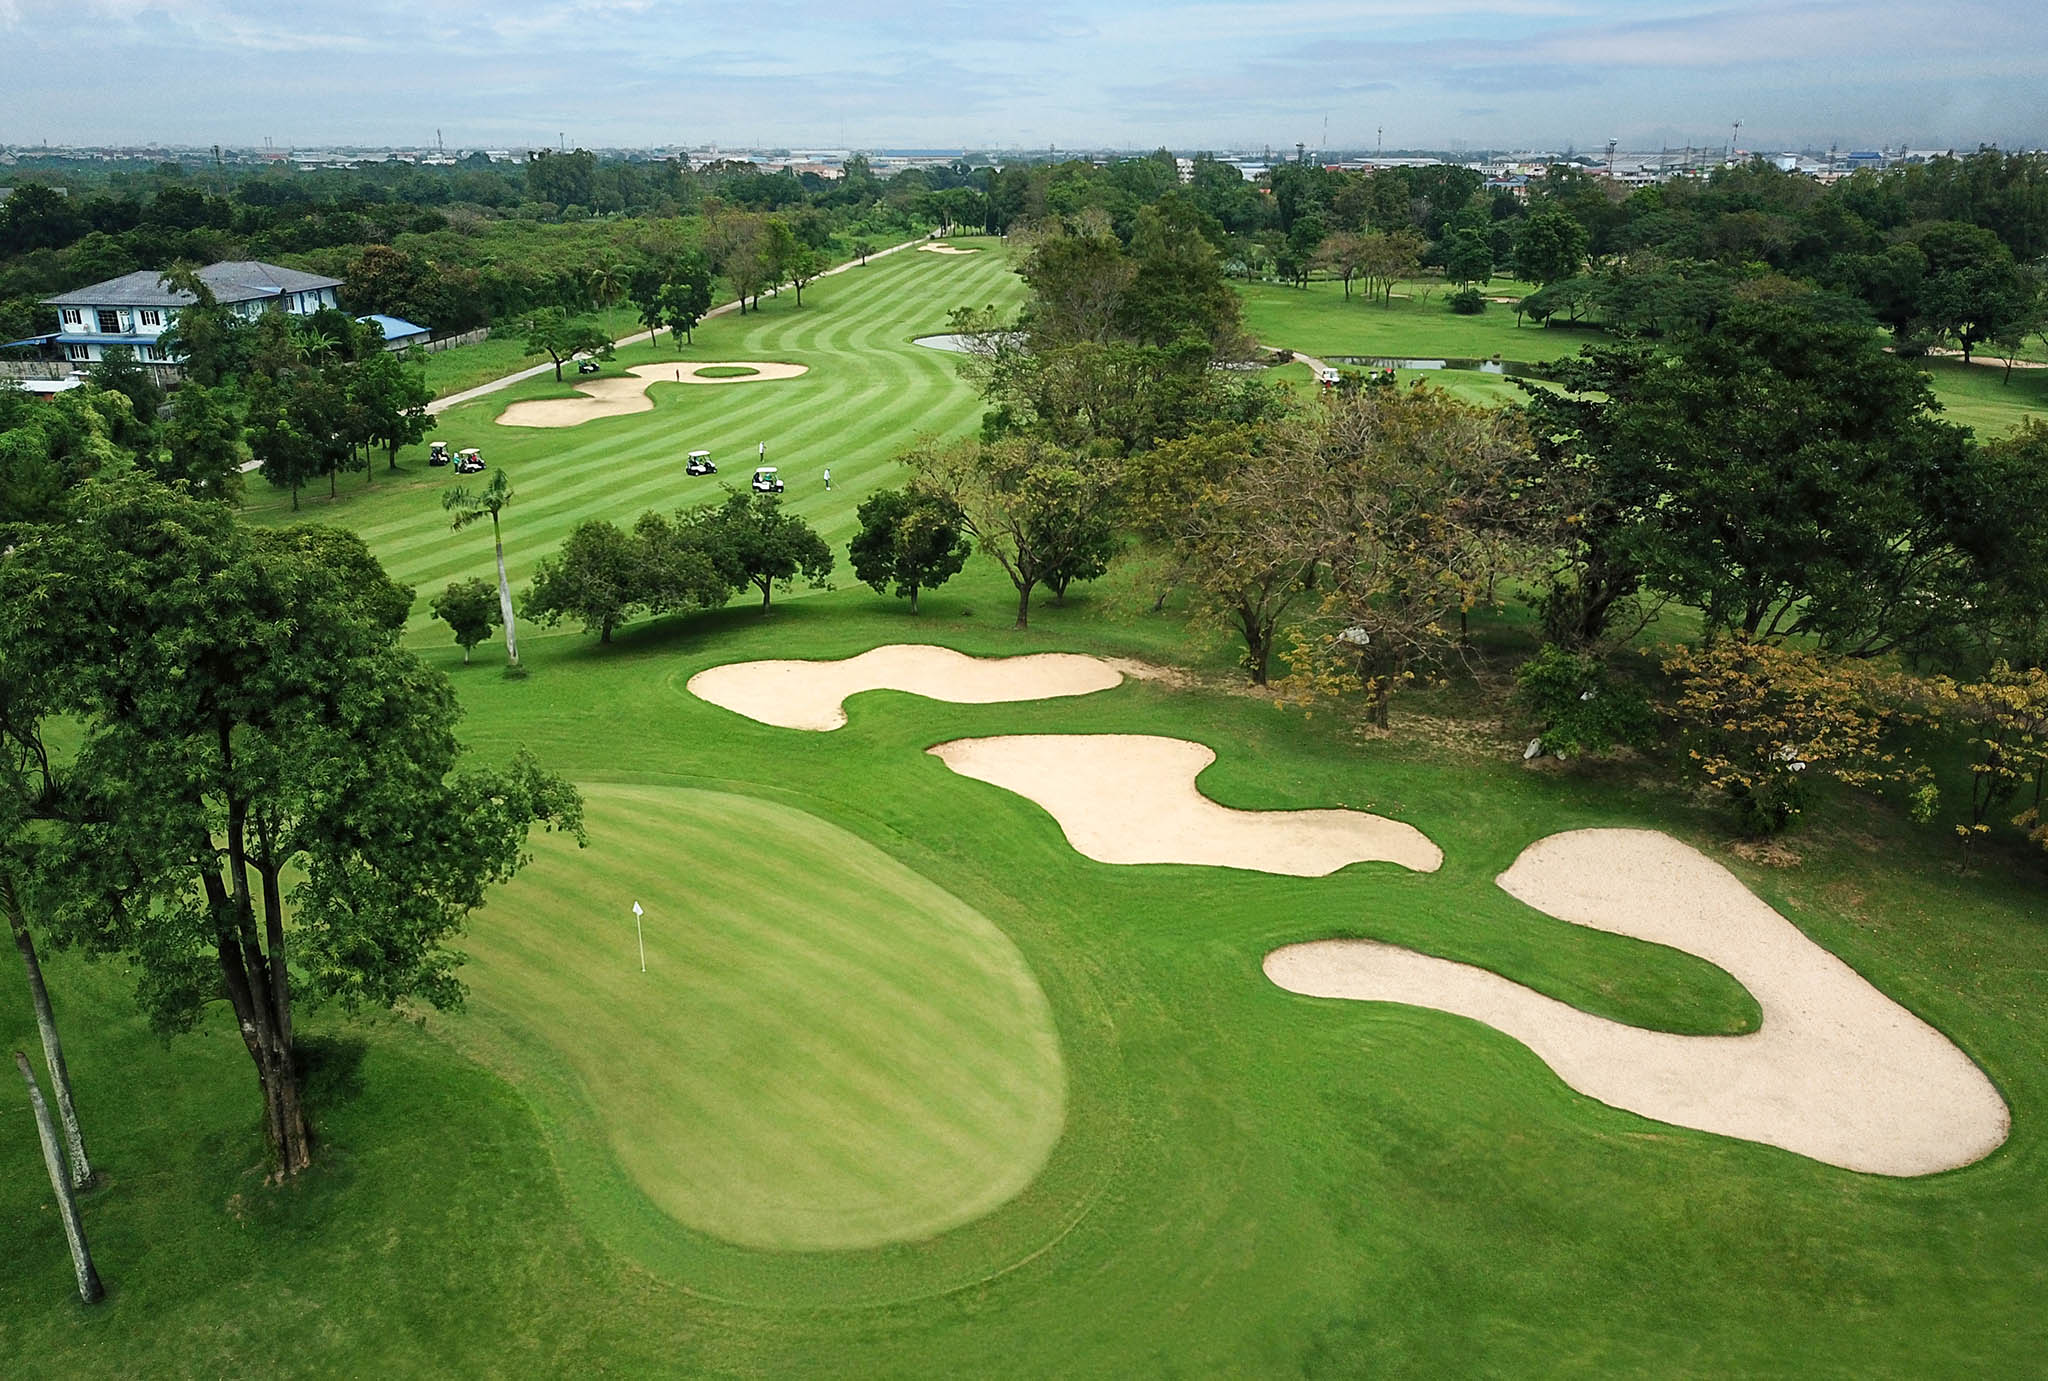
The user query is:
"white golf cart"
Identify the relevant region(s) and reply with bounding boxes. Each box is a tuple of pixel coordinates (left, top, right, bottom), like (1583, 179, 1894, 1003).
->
(428, 440, 451, 467)
(751, 465, 784, 493)
(687, 449, 717, 476)
(454, 448, 486, 474)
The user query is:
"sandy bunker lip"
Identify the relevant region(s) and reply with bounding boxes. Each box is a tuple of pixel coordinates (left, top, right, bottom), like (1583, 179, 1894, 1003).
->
(1264, 828, 2010, 1176)
(496, 361, 809, 428)
(929, 734, 1443, 876)
(917, 243, 982, 255)
(685, 644, 1125, 731)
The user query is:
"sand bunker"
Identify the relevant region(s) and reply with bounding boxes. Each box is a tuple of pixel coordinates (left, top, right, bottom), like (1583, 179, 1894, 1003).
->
(1264, 829, 2008, 1175)
(496, 361, 809, 428)
(685, 644, 1124, 731)
(918, 243, 982, 255)
(929, 734, 1442, 876)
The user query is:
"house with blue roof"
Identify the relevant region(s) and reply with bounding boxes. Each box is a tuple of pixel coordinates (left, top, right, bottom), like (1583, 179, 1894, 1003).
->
(36, 260, 344, 372)
(357, 313, 432, 350)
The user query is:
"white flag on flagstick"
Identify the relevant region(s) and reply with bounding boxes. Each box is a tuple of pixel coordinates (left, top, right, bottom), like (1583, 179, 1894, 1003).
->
(632, 902, 646, 971)
(632, 902, 643, 916)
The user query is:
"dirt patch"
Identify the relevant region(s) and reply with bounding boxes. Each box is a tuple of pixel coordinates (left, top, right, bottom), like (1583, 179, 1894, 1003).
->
(685, 644, 1124, 731)
(495, 361, 809, 428)
(1264, 827, 2008, 1175)
(929, 733, 1443, 876)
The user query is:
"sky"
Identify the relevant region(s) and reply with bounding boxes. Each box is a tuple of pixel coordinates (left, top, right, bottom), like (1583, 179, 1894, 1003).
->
(0, 0, 2042, 154)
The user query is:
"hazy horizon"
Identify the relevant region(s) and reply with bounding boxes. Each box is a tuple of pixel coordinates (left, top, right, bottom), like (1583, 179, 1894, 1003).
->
(1, 1, 2042, 154)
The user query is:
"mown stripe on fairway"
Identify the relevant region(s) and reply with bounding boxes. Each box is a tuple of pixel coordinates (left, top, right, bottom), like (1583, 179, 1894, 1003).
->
(454, 782, 1067, 1253)
(242, 241, 1025, 645)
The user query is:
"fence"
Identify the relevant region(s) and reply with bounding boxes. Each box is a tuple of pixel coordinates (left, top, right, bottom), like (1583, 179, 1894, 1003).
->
(414, 327, 490, 355)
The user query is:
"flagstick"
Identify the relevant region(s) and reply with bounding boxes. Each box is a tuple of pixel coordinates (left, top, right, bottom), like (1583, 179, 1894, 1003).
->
(633, 901, 646, 973)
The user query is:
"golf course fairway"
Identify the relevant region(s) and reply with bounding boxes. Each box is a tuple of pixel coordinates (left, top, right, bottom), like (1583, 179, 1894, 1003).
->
(453, 784, 1066, 1254)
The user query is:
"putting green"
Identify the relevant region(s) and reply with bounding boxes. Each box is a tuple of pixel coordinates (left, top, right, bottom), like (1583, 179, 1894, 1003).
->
(455, 783, 1067, 1253)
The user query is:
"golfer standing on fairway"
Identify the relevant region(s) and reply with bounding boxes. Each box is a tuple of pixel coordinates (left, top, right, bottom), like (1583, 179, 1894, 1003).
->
(823, 467, 832, 490)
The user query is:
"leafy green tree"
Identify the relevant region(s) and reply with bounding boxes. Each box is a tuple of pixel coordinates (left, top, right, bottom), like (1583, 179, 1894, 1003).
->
(848, 489, 971, 613)
(907, 435, 1124, 629)
(0, 384, 134, 524)
(1521, 300, 1984, 655)
(349, 348, 433, 473)
(1, 481, 583, 1175)
(698, 490, 834, 611)
(443, 470, 522, 666)
(1914, 220, 2039, 363)
(430, 577, 499, 662)
(1511, 645, 1655, 757)
(1442, 227, 1495, 287)
(631, 509, 740, 616)
(525, 518, 643, 642)
(84, 346, 163, 446)
(1515, 208, 1590, 286)
(154, 380, 244, 501)
(248, 367, 353, 508)
(517, 307, 614, 381)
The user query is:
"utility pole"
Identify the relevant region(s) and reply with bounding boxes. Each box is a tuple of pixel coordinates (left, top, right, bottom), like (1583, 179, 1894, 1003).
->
(1730, 120, 1742, 161)
(1605, 138, 1617, 178)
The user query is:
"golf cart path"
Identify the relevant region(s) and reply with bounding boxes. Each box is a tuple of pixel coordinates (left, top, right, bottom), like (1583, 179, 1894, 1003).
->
(425, 234, 932, 417)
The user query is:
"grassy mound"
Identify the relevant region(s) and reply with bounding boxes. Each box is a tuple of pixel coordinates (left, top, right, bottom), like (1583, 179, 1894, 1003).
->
(692, 365, 760, 378)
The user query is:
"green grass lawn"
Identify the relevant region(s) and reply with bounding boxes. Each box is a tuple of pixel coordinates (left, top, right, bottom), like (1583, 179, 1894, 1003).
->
(7, 235, 2048, 1377)
(1242, 277, 2045, 437)
(417, 305, 648, 399)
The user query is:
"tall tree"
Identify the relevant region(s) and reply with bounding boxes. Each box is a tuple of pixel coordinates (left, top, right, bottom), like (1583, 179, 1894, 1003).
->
(350, 348, 433, 473)
(516, 308, 614, 381)
(906, 435, 1124, 629)
(1515, 208, 1591, 286)
(697, 490, 834, 612)
(3, 482, 583, 1175)
(524, 518, 644, 642)
(443, 471, 522, 667)
(848, 489, 971, 613)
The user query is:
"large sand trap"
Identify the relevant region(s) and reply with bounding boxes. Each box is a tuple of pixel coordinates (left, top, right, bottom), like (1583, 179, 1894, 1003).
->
(929, 734, 1442, 876)
(496, 361, 809, 428)
(1264, 828, 2008, 1175)
(685, 644, 1124, 731)
(918, 243, 982, 255)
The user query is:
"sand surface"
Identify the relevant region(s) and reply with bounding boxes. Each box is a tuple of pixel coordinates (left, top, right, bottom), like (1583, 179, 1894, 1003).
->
(496, 361, 809, 428)
(685, 644, 1124, 731)
(1264, 828, 2008, 1175)
(929, 734, 1443, 876)
(918, 243, 982, 255)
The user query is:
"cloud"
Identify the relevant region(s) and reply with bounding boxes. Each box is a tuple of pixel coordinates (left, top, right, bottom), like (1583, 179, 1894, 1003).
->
(0, 0, 2041, 149)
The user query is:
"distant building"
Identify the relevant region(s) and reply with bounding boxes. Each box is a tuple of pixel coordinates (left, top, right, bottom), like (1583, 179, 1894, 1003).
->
(357, 313, 431, 350)
(39, 261, 344, 370)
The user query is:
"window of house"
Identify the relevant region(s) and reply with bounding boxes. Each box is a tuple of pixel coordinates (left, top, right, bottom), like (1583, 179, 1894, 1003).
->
(140, 308, 162, 327)
(60, 308, 81, 326)
(96, 309, 121, 334)
(143, 345, 168, 362)
(65, 343, 90, 360)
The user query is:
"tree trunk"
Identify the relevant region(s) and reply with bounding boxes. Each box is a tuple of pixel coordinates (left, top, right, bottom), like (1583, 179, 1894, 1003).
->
(15, 1052, 103, 1305)
(601, 619, 613, 643)
(758, 579, 773, 612)
(290, 478, 300, 512)
(908, 585, 920, 614)
(1014, 581, 1033, 630)
(4, 876, 92, 1189)
(328, 468, 337, 500)
(492, 519, 520, 666)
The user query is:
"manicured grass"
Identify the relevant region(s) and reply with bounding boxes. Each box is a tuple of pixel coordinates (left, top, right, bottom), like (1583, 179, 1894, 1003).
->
(417, 306, 649, 399)
(691, 364, 759, 378)
(244, 238, 1024, 643)
(1239, 276, 1596, 364)
(456, 782, 1065, 1256)
(1916, 355, 2048, 437)
(8, 234, 2048, 1376)
(1243, 277, 2045, 437)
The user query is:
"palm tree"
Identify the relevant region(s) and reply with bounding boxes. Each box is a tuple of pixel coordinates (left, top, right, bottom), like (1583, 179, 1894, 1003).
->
(588, 261, 626, 311)
(443, 471, 520, 668)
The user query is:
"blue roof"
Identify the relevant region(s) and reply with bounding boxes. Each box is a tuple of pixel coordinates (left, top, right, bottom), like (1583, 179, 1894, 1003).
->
(358, 313, 430, 340)
(54, 333, 161, 346)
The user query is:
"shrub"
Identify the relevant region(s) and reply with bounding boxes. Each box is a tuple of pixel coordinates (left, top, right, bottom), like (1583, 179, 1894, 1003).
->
(1512, 644, 1656, 757)
(1449, 286, 1487, 315)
